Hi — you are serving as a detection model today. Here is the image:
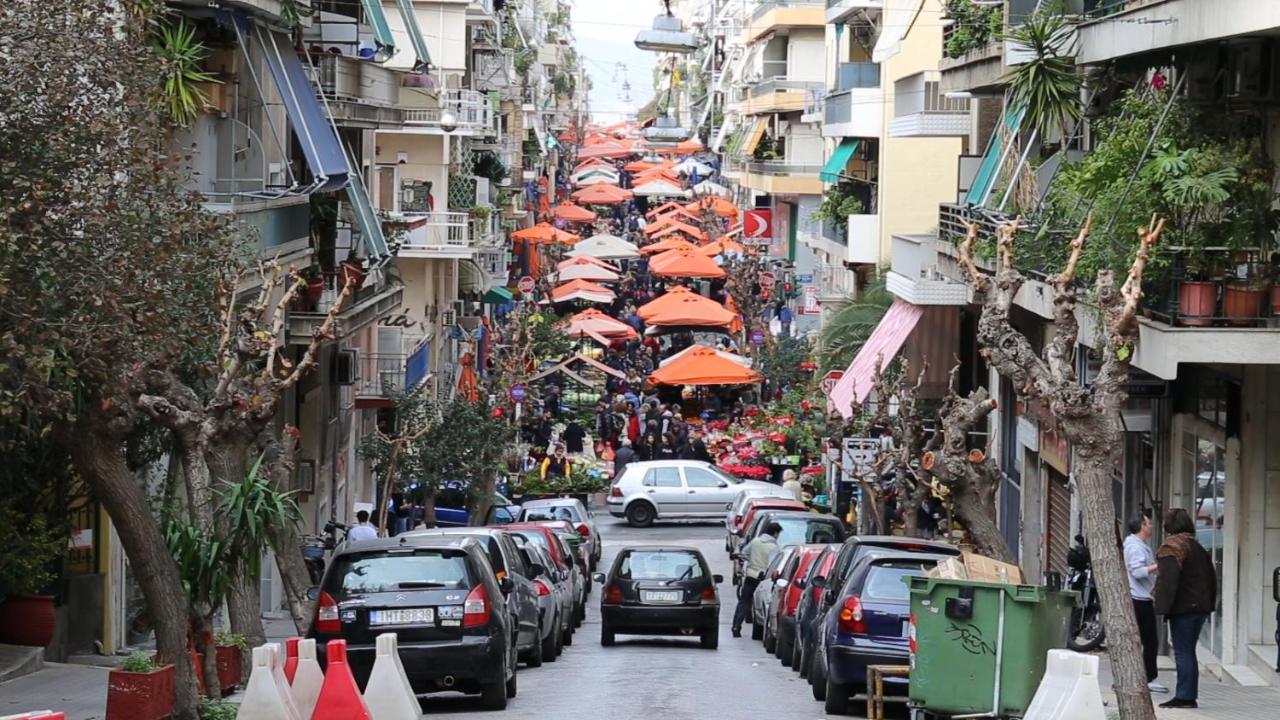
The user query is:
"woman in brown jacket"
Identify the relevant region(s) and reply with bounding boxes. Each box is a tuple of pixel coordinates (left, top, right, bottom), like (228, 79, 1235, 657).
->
(1152, 508, 1216, 709)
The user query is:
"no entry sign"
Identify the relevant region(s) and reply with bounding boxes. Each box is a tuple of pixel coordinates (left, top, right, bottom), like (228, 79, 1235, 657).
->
(517, 276, 535, 294)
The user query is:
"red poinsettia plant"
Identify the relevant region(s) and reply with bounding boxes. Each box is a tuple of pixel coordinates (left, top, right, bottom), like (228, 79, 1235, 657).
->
(719, 464, 771, 480)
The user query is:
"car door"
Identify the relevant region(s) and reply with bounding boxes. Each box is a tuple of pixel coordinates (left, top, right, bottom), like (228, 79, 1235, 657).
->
(494, 535, 540, 650)
(640, 465, 689, 515)
(682, 465, 736, 516)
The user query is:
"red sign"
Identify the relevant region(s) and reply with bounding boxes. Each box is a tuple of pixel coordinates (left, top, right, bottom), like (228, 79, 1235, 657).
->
(743, 209, 772, 240)
(821, 370, 844, 395)
(517, 276, 536, 294)
(758, 271, 776, 289)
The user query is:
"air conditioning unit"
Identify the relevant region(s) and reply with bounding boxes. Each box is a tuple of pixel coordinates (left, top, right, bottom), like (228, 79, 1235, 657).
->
(440, 308, 457, 327)
(334, 349, 359, 385)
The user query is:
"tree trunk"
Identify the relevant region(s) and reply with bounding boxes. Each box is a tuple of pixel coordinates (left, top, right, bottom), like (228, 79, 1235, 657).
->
(190, 612, 221, 700)
(64, 428, 200, 720)
(179, 438, 216, 531)
(469, 474, 497, 527)
(226, 574, 264, 677)
(208, 438, 268, 667)
(1074, 453, 1155, 720)
(257, 430, 316, 633)
(951, 488, 1013, 563)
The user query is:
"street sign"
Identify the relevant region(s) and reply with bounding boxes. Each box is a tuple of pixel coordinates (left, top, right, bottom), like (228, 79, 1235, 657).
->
(803, 286, 819, 314)
(798, 273, 813, 284)
(508, 383, 527, 403)
(750, 329, 766, 346)
(517, 276, 536, 294)
(758, 271, 776, 290)
(840, 436, 882, 483)
(821, 370, 844, 395)
(744, 209, 772, 239)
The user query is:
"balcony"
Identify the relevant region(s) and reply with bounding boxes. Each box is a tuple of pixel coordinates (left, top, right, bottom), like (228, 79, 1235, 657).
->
(354, 353, 406, 399)
(287, 274, 404, 345)
(1078, 0, 1280, 66)
(889, 74, 970, 138)
(311, 54, 403, 128)
(387, 211, 475, 258)
(826, 0, 883, 25)
(402, 90, 496, 136)
(844, 213, 881, 265)
(742, 161, 824, 195)
(466, 0, 499, 25)
(821, 87, 884, 139)
(885, 234, 969, 306)
(1142, 249, 1280, 330)
(742, 77, 824, 115)
(817, 262, 857, 301)
(745, 1, 826, 44)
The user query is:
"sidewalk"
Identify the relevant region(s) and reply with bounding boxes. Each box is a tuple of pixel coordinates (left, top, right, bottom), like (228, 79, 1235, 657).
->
(1099, 658, 1280, 720)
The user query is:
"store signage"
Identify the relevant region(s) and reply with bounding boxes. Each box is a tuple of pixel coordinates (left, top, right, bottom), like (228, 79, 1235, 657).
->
(744, 209, 772, 240)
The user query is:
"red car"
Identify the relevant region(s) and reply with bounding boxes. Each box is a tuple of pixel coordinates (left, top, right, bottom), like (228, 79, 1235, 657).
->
(765, 544, 828, 666)
(727, 497, 807, 567)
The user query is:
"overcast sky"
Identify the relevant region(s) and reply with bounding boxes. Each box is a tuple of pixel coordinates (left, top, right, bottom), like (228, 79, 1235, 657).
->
(570, 1, 658, 124)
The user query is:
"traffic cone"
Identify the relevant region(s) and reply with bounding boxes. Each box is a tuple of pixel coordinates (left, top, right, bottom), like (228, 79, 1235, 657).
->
(292, 639, 324, 720)
(284, 637, 300, 684)
(361, 635, 418, 720)
(310, 640, 371, 720)
(237, 645, 299, 720)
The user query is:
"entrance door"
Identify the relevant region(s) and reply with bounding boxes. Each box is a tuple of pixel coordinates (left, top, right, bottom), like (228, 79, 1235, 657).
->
(1045, 468, 1072, 577)
(1192, 437, 1226, 658)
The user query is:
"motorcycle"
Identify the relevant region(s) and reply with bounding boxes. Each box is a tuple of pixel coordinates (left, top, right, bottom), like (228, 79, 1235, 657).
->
(1066, 534, 1106, 652)
(301, 519, 348, 586)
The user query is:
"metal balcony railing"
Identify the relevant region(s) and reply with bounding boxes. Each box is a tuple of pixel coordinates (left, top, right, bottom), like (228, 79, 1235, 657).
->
(747, 161, 823, 176)
(749, 77, 825, 98)
(357, 353, 406, 397)
(818, 263, 857, 298)
(394, 211, 471, 250)
(403, 90, 495, 133)
(836, 62, 880, 91)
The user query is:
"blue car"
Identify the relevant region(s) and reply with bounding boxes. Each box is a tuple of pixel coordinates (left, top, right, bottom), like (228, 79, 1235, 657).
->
(812, 550, 953, 715)
(433, 482, 519, 527)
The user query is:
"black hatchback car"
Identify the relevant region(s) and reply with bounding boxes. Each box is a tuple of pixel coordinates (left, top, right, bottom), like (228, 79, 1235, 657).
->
(594, 545, 723, 649)
(309, 534, 518, 710)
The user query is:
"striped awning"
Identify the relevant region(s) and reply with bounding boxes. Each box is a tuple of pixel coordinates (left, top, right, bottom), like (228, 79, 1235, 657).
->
(827, 299, 924, 419)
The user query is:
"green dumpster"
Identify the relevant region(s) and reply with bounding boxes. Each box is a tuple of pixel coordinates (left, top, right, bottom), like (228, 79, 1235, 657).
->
(907, 577, 1076, 718)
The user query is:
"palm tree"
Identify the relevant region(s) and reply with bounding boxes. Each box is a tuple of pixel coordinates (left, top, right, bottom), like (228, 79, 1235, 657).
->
(817, 277, 893, 375)
(1003, 11, 1083, 147)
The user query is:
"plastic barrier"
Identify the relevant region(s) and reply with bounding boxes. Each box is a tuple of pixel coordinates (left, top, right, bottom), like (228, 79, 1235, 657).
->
(292, 639, 325, 720)
(362, 634, 419, 720)
(268, 643, 303, 720)
(284, 637, 300, 684)
(1, 712, 64, 720)
(237, 645, 301, 720)
(1022, 649, 1106, 720)
(310, 640, 371, 720)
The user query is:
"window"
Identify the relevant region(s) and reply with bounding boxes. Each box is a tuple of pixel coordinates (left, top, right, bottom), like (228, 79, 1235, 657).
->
(329, 551, 468, 593)
(862, 561, 927, 602)
(685, 467, 725, 488)
(618, 550, 705, 580)
(775, 518, 843, 547)
(643, 467, 682, 487)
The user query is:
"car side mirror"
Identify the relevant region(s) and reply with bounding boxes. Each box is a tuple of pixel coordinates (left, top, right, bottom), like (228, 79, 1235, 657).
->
(592, 572, 607, 584)
(528, 563, 546, 578)
(306, 586, 320, 601)
(718, 480, 728, 488)
(795, 578, 807, 589)
(811, 576, 826, 589)
(499, 577, 515, 594)
(713, 574, 724, 584)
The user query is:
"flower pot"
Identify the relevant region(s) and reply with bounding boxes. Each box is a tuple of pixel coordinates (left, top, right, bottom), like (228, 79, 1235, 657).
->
(339, 262, 367, 290)
(305, 278, 325, 303)
(0, 594, 56, 647)
(215, 645, 242, 696)
(106, 664, 175, 720)
(1271, 285, 1280, 317)
(1223, 282, 1265, 326)
(1176, 280, 1216, 326)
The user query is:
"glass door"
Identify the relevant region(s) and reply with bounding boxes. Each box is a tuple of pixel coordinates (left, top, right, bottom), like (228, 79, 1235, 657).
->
(1193, 437, 1226, 658)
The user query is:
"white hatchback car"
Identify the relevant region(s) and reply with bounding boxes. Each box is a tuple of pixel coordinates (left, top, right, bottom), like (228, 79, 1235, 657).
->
(605, 460, 778, 527)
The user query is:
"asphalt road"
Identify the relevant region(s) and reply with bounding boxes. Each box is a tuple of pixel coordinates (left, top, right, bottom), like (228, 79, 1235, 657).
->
(419, 515, 900, 719)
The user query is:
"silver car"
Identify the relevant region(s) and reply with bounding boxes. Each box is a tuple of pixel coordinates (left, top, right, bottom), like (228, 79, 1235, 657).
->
(605, 460, 778, 527)
(514, 539, 572, 658)
(516, 497, 602, 569)
(724, 485, 795, 551)
(751, 546, 799, 641)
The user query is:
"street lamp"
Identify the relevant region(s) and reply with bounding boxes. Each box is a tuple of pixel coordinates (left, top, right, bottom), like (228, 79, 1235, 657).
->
(440, 111, 458, 133)
(643, 113, 691, 143)
(635, 1, 699, 54)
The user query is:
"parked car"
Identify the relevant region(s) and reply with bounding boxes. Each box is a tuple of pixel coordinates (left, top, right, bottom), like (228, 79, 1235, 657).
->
(308, 534, 517, 709)
(725, 486, 795, 537)
(726, 496, 807, 556)
(595, 545, 723, 648)
(511, 539, 568, 663)
(606, 460, 777, 527)
(811, 550, 954, 714)
(515, 498, 601, 569)
(531, 519, 594, 601)
(401, 527, 543, 666)
(434, 483, 519, 527)
(790, 544, 840, 677)
(801, 536, 962, 689)
(501, 523, 586, 636)
(733, 510, 846, 585)
(751, 546, 800, 641)
(763, 544, 828, 664)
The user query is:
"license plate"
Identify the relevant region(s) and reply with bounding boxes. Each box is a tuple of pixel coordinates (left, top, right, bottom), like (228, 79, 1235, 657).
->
(642, 590, 681, 604)
(369, 607, 435, 626)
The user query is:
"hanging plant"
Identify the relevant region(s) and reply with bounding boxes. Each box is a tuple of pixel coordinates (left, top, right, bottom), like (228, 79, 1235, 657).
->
(278, 0, 312, 29)
(152, 19, 219, 126)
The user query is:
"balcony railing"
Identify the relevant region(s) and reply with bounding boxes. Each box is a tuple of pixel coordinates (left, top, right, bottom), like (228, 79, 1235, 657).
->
(1143, 248, 1279, 329)
(391, 211, 471, 252)
(403, 90, 495, 134)
(836, 62, 880, 91)
(746, 161, 823, 176)
(749, 77, 825, 98)
(752, 0, 824, 23)
(356, 353, 406, 398)
(818, 263, 857, 299)
(312, 54, 400, 107)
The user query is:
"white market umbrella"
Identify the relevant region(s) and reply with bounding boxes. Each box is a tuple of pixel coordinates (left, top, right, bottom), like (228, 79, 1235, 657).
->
(574, 174, 620, 187)
(692, 180, 731, 198)
(566, 234, 641, 260)
(675, 158, 714, 176)
(632, 179, 690, 198)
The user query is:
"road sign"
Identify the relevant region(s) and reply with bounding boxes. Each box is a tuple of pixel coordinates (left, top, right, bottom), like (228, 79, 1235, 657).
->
(840, 436, 882, 483)
(803, 286, 819, 314)
(517, 276, 535, 294)
(758, 271, 776, 290)
(750, 329, 766, 346)
(821, 370, 844, 395)
(508, 383, 527, 403)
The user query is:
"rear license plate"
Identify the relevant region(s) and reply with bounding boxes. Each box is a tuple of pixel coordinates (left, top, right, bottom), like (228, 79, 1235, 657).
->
(642, 590, 681, 604)
(369, 608, 435, 626)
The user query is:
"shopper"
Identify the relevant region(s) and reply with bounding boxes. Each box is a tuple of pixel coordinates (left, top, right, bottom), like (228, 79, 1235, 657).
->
(1124, 510, 1165, 693)
(732, 522, 780, 637)
(1153, 508, 1216, 709)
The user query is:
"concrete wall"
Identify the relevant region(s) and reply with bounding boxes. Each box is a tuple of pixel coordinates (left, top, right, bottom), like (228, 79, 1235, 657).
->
(384, 1, 468, 74)
(1237, 365, 1280, 675)
(373, 133, 450, 207)
(788, 29, 827, 83)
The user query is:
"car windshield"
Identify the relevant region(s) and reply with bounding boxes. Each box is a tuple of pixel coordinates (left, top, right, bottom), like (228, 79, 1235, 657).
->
(522, 506, 580, 522)
(774, 518, 842, 546)
(862, 561, 928, 602)
(618, 550, 705, 580)
(328, 550, 469, 593)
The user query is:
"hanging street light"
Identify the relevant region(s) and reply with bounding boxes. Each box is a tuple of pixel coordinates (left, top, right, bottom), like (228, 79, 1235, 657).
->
(635, 0, 699, 54)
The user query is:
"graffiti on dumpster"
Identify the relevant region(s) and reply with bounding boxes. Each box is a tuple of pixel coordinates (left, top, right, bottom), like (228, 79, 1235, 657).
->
(944, 623, 995, 656)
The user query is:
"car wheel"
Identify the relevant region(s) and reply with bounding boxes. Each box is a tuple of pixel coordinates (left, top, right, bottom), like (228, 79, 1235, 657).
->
(750, 621, 763, 640)
(776, 635, 790, 664)
(625, 501, 655, 527)
(542, 617, 559, 662)
(762, 622, 776, 653)
(523, 625, 544, 668)
(505, 669, 517, 699)
(480, 680, 507, 710)
(811, 653, 827, 700)
(562, 622, 573, 646)
(824, 675, 850, 715)
(601, 619, 616, 646)
(700, 627, 719, 650)
(795, 642, 807, 678)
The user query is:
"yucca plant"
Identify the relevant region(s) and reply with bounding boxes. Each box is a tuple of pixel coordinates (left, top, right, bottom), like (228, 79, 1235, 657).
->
(1003, 11, 1083, 146)
(152, 19, 219, 126)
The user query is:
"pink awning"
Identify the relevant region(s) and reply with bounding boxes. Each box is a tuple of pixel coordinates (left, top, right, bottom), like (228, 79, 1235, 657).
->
(827, 299, 924, 419)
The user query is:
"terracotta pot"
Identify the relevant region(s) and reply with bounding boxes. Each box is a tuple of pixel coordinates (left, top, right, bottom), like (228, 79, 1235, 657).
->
(1223, 282, 1265, 326)
(305, 278, 325, 303)
(1176, 280, 1216, 326)
(0, 594, 56, 647)
(106, 665, 175, 720)
(1270, 285, 1280, 317)
(339, 262, 367, 290)
(215, 645, 242, 696)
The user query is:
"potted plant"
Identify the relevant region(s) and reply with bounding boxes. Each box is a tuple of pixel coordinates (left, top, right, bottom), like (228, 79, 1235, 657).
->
(107, 652, 175, 720)
(213, 632, 246, 696)
(303, 265, 325, 305)
(338, 251, 367, 291)
(0, 509, 62, 647)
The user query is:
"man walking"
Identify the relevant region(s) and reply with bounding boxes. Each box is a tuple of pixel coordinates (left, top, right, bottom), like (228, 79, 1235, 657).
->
(1124, 511, 1166, 693)
(348, 510, 378, 542)
(732, 522, 781, 638)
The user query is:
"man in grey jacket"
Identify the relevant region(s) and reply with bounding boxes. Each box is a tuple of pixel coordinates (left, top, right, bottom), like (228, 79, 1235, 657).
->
(732, 522, 781, 637)
(1124, 510, 1165, 693)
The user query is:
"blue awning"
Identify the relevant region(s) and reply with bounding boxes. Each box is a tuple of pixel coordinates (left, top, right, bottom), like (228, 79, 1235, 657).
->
(820, 138, 859, 184)
(394, 0, 433, 73)
(405, 339, 431, 391)
(242, 19, 349, 193)
(345, 168, 390, 259)
(966, 104, 1025, 207)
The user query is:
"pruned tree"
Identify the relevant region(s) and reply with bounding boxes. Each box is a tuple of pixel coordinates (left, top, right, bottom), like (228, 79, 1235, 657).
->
(959, 215, 1163, 720)
(865, 360, 931, 537)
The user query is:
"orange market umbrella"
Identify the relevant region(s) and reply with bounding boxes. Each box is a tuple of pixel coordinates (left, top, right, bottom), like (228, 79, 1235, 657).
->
(549, 279, 616, 304)
(647, 345, 762, 386)
(638, 286, 735, 326)
(623, 159, 663, 173)
(646, 202, 699, 221)
(565, 308, 637, 341)
(511, 222, 580, 245)
(557, 255, 618, 272)
(647, 220, 708, 243)
(641, 236, 698, 255)
(634, 168, 680, 184)
(698, 237, 747, 256)
(653, 138, 705, 156)
(649, 248, 727, 279)
(552, 203, 597, 223)
(577, 141, 636, 160)
(686, 196, 739, 219)
(556, 258, 621, 282)
(574, 158, 614, 173)
(571, 184, 633, 205)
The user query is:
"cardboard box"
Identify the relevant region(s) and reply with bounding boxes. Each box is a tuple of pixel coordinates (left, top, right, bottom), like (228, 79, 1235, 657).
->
(927, 552, 1023, 585)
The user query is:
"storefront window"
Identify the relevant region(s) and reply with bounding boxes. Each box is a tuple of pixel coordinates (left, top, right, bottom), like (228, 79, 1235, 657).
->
(1192, 437, 1226, 658)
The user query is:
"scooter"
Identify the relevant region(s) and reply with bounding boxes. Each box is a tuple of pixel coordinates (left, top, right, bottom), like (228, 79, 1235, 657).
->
(300, 519, 348, 586)
(1066, 534, 1106, 652)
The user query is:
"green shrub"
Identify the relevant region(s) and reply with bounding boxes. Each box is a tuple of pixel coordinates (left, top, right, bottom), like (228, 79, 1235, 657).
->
(119, 651, 160, 673)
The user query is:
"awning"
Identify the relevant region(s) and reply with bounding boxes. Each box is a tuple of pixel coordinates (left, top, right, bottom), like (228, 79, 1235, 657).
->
(648, 345, 762, 386)
(483, 286, 514, 304)
(966, 103, 1026, 207)
(821, 138, 859, 184)
(361, 0, 397, 61)
(827, 299, 924, 419)
(394, 0, 432, 72)
(741, 118, 768, 157)
(872, 0, 926, 63)
(405, 339, 431, 390)
(240, 20, 348, 193)
(347, 168, 390, 258)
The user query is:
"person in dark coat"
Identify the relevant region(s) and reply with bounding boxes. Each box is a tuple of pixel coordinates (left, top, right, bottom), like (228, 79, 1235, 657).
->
(562, 419, 586, 455)
(1153, 508, 1217, 709)
(688, 430, 713, 464)
(613, 438, 637, 477)
(658, 432, 678, 459)
(639, 431, 661, 461)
